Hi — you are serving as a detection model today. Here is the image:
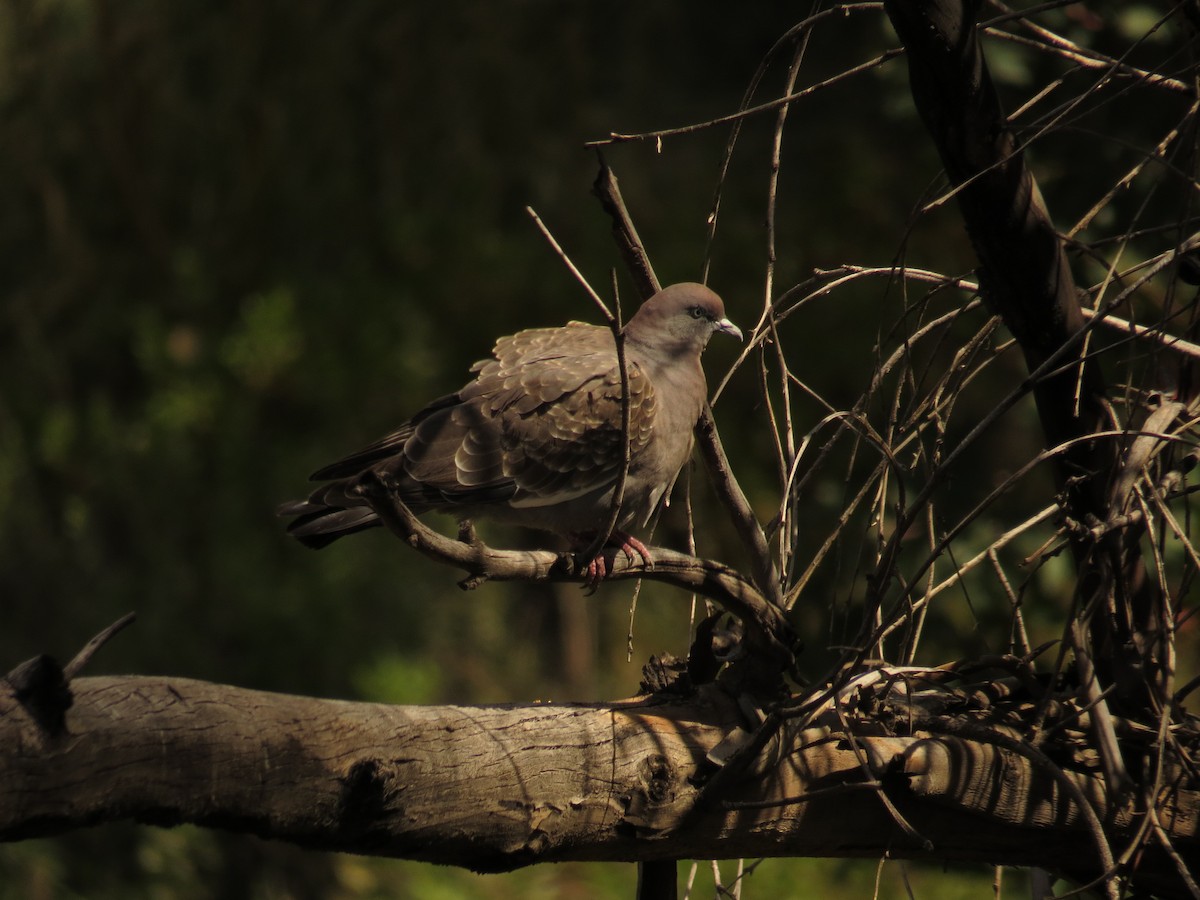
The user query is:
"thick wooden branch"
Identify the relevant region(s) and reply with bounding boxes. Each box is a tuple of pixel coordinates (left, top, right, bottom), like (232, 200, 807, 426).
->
(3, 673, 1196, 895)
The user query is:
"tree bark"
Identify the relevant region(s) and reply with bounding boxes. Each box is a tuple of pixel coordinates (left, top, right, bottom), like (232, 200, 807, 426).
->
(3, 674, 1197, 894)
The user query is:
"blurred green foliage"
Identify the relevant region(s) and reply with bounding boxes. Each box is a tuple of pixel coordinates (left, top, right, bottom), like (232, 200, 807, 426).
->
(2, 1, 1195, 897)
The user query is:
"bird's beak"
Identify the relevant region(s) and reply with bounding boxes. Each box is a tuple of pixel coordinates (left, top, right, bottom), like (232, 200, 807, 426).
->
(714, 317, 743, 341)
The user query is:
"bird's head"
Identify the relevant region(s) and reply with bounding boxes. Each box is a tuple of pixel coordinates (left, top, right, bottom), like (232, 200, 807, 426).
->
(625, 282, 742, 356)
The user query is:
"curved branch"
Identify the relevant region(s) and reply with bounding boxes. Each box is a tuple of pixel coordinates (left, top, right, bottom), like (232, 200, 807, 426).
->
(356, 474, 795, 673)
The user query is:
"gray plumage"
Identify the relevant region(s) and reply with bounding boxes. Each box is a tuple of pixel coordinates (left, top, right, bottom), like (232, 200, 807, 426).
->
(281, 282, 741, 549)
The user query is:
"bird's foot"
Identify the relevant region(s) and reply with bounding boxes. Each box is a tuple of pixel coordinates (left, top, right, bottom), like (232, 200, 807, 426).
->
(575, 530, 654, 591)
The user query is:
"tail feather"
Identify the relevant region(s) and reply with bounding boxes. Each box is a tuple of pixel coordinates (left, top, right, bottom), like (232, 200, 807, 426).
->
(279, 500, 382, 549)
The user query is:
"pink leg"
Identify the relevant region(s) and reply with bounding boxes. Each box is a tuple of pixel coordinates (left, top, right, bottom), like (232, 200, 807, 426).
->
(574, 530, 653, 590)
(585, 553, 608, 586)
(611, 530, 653, 569)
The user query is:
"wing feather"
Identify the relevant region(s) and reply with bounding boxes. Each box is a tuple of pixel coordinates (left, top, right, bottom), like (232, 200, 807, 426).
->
(298, 322, 657, 525)
(309, 392, 460, 480)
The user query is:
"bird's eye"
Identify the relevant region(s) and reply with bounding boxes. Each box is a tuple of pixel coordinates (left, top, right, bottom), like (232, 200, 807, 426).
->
(689, 306, 707, 320)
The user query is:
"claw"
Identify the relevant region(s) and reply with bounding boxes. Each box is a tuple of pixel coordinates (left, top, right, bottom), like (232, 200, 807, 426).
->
(616, 532, 653, 570)
(574, 530, 653, 591)
(584, 554, 608, 593)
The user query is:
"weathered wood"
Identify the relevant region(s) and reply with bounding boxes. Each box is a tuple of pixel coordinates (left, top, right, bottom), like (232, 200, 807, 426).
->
(2, 674, 1196, 895)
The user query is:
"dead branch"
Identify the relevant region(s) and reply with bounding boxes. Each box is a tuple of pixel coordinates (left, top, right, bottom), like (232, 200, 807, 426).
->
(356, 474, 796, 676)
(3, 671, 1196, 896)
(592, 159, 661, 300)
(694, 408, 785, 609)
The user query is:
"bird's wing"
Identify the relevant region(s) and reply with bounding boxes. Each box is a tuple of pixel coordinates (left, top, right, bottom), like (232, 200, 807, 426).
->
(308, 393, 460, 481)
(402, 323, 658, 509)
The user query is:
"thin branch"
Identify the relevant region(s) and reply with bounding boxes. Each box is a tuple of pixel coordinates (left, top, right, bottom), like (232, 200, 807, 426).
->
(586, 46, 903, 148)
(795, 264, 1200, 361)
(63, 612, 137, 681)
(873, 505, 1058, 643)
(589, 161, 784, 610)
(763, 36, 808, 580)
(356, 474, 796, 671)
(983, 18, 1194, 97)
(580, 274, 633, 576)
(1069, 97, 1200, 237)
(525, 208, 635, 576)
(913, 715, 1120, 900)
(526, 206, 611, 319)
(695, 408, 784, 609)
(592, 159, 661, 298)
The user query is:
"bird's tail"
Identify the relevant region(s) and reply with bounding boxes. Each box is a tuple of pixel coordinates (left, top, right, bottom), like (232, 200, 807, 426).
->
(277, 497, 382, 549)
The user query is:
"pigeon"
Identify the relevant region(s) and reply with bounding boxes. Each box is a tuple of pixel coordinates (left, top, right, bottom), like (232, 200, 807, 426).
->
(280, 282, 742, 575)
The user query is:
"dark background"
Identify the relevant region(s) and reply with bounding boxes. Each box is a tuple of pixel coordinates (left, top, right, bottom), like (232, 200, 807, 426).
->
(1, 2, 1186, 897)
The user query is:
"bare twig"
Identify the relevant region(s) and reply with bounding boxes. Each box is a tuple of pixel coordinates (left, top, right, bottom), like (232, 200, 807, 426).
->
(695, 408, 784, 609)
(762, 36, 808, 581)
(984, 1, 1194, 96)
(789, 265, 1200, 362)
(525, 208, 636, 578)
(580, 275, 633, 576)
(592, 159, 661, 298)
(525, 206, 611, 318)
(876, 507, 1058, 645)
(62, 612, 138, 681)
(586, 47, 904, 148)
(590, 161, 784, 610)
